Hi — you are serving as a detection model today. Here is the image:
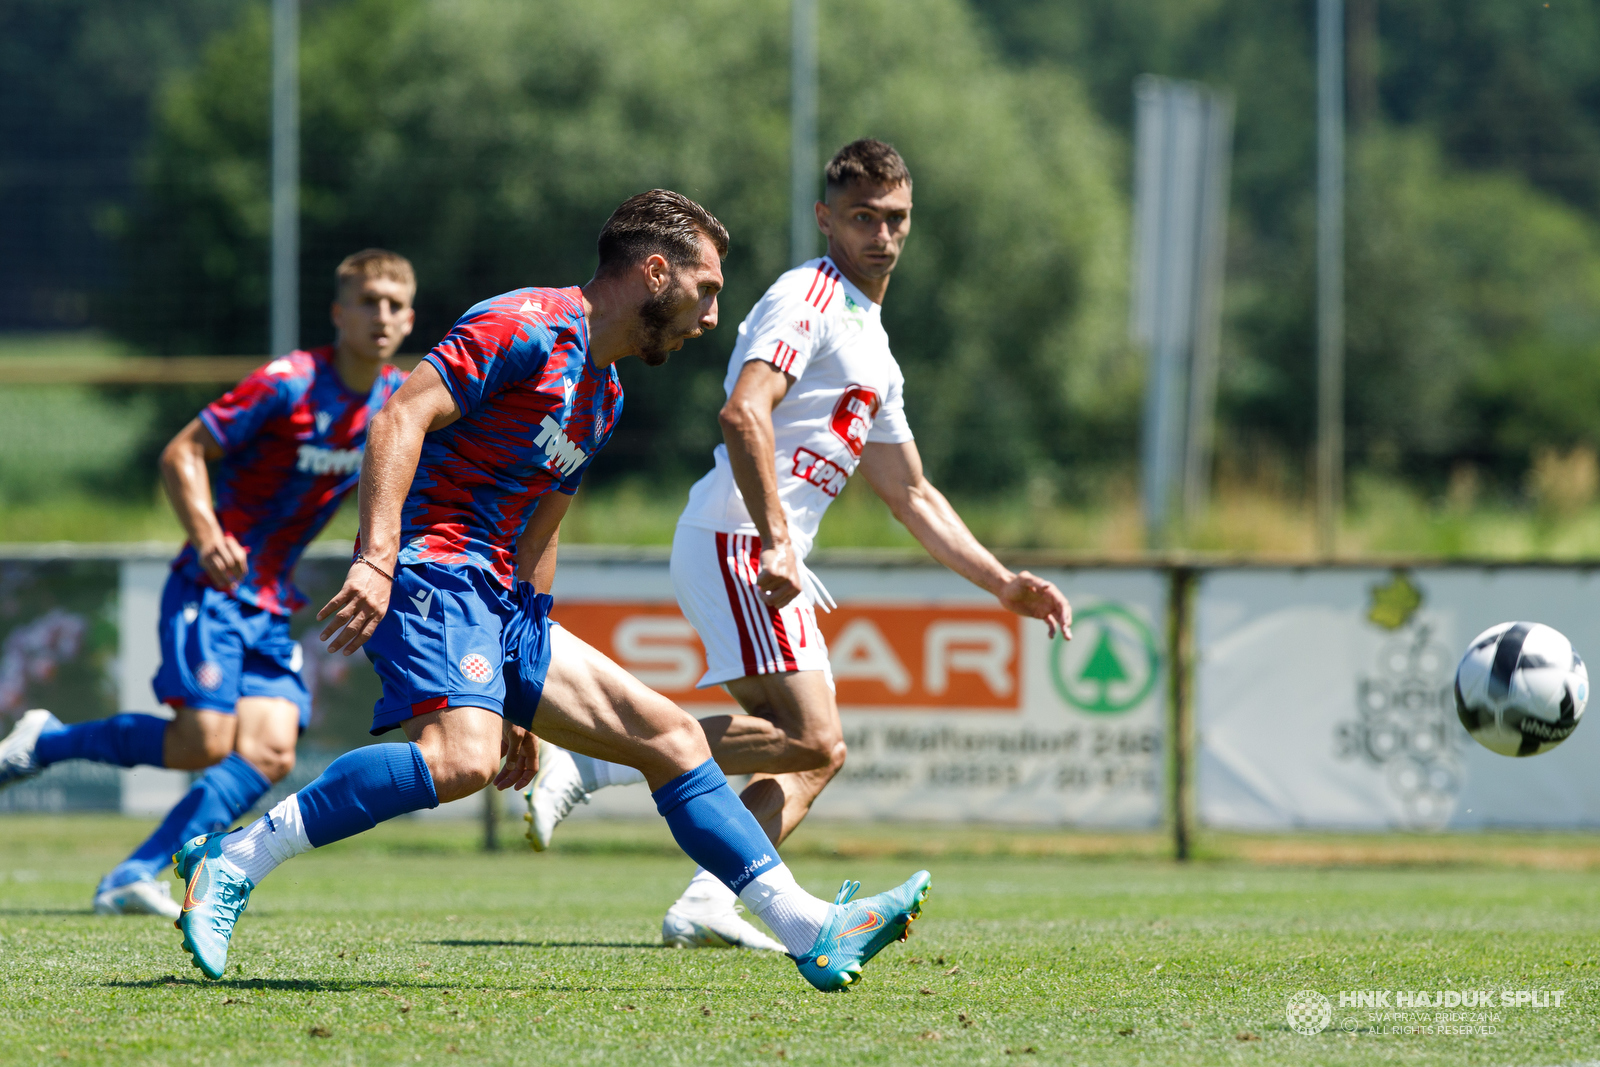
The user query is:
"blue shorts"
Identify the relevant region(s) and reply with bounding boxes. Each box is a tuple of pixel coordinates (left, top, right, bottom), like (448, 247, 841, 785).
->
(152, 568, 311, 728)
(364, 562, 554, 735)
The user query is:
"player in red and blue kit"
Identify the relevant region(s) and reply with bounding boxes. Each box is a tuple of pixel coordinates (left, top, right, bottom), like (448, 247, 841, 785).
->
(0, 250, 415, 918)
(171, 192, 931, 994)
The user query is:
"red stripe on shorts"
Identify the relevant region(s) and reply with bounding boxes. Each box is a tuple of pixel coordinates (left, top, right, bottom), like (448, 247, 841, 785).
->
(410, 695, 450, 717)
(732, 535, 781, 672)
(716, 532, 760, 676)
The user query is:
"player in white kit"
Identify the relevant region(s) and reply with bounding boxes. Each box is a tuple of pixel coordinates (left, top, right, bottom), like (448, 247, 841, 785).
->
(526, 140, 1072, 950)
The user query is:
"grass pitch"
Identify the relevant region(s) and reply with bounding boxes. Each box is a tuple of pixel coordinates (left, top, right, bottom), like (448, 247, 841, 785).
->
(3, 817, 1599, 1066)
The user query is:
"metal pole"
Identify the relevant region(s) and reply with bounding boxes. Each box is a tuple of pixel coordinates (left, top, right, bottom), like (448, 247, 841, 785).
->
(270, 0, 299, 357)
(1181, 92, 1234, 524)
(1167, 566, 1195, 862)
(790, 0, 818, 266)
(1316, 0, 1345, 556)
(482, 786, 500, 851)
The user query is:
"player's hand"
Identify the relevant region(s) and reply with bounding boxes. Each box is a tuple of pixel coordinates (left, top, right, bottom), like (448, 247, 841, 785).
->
(316, 560, 393, 656)
(198, 533, 249, 590)
(496, 720, 539, 791)
(756, 542, 804, 610)
(998, 570, 1072, 640)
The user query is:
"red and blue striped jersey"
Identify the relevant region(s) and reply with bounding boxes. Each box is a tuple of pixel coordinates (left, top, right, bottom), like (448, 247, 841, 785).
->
(177, 347, 406, 615)
(398, 286, 623, 587)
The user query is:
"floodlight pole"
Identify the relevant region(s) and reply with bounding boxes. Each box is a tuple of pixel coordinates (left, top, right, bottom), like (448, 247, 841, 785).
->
(1316, 0, 1345, 556)
(790, 0, 818, 266)
(270, 0, 299, 357)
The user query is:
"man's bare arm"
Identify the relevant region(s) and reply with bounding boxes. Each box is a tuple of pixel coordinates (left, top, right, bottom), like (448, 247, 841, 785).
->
(718, 359, 802, 608)
(317, 362, 461, 654)
(515, 490, 574, 593)
(160, 419, 246, 589)
(859, 440, 1072, 638)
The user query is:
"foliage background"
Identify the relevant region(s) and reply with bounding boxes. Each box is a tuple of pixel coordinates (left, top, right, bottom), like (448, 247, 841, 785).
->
(6, 0, 1600, 546)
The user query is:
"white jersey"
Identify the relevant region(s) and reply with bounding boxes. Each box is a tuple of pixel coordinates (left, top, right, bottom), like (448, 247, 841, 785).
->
(679, 256, 914, 557)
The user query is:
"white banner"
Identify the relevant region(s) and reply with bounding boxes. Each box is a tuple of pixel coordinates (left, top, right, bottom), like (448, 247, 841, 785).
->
(1197, 567, 1600, 829)
(550, 560, 1167, 827)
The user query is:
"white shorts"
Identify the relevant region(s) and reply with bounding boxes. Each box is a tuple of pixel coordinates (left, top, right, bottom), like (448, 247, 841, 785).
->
(670, 524, 831, 688)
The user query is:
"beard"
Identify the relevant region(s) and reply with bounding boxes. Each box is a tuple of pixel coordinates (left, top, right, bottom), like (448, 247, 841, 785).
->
(632, 286, 680, 368)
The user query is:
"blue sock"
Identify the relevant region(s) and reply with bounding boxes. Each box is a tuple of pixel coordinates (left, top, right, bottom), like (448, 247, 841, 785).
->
(652, 759, 778, 893)
(296, 743, 438, 848)
(35, 713, 167, 769)
(100, 752, 271, 893)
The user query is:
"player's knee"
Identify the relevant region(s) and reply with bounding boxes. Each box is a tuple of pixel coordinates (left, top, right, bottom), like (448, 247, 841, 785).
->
(826, 738, 847, 775)
(642, 705, 714, 772)
(792, 728, 845, 773)
(425, 746, 501, 803)
(196, 731, 235, 768)
(238, 740, 296, 783)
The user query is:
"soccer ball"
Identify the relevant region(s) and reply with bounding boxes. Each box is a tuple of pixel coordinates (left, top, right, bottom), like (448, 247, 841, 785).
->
(1454, 622, 1588, 757)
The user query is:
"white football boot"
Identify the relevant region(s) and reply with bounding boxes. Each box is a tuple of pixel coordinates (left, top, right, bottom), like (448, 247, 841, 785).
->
(662, 898, 788, 953)
(93, 877, 182, 920)
(523, 741, 591, 851)
(0, 709, 62, 791)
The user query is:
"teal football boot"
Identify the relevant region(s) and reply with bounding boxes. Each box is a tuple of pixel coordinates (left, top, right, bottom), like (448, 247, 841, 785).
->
(794, 870, 931, 991)
(172, 832, 253, 980)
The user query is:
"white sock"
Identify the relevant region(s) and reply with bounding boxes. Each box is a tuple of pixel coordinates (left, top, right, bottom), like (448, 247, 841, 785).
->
(675, 866, 738, 911)
(219, 794, 312, 885)
(571, 753, 646, 791)
(737, 863, 830, 955)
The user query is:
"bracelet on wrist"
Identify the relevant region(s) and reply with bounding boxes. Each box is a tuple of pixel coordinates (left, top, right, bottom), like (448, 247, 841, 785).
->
(355, 554, 394, 583)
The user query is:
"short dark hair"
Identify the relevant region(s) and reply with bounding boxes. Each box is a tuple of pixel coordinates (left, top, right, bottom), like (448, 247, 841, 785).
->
(335, 248, 415, 301)
(824, 139, 912, 197)
(595, 189, 729, 277)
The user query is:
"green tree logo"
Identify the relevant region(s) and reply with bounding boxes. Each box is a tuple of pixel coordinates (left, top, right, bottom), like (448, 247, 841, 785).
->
(1050, 604, 1160, 715)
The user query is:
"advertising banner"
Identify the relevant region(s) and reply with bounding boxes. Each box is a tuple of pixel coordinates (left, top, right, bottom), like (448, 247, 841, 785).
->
(1197, 567, 1600, 830)
(550, 560, 1166, 826)
(0, 549, 1165, 826)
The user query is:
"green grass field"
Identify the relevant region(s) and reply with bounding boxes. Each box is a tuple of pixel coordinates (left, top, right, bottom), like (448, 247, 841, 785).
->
(3, 816, 1600, 1066)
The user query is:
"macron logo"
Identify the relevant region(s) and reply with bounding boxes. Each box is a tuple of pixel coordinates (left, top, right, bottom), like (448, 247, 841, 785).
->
(532, 415, 587, 476)
(296, 445, 362, 475)
(410, 588, 433, 617)
(315, 411, 333, 434)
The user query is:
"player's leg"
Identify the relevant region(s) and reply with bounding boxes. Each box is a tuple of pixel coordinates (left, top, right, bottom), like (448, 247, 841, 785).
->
(172, 561, 509, 977)
(96, 594, 307, 917)
(523, 623, 927, 989)
(658, 671, 842, 950)
(527, 523, 835, 842)
(713, 670, 844, 840)
(0, 703, 231, 791)
(96, 697, 298, 917)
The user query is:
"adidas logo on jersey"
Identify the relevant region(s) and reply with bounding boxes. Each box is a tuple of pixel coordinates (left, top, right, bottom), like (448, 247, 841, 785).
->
(296, 445, 363, 475)
(533, 415, 588, 476)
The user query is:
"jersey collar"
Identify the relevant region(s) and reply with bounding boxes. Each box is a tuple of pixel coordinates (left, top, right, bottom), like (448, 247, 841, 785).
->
(820, 256, 881, 317)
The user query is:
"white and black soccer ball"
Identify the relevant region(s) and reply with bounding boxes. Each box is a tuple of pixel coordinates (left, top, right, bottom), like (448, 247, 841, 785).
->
(1454, 622, 1588, 757)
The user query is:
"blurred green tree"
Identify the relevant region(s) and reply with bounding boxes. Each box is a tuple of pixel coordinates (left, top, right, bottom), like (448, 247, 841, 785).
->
(113, 0, 1130, 498)
(973, 0, 1600, 497)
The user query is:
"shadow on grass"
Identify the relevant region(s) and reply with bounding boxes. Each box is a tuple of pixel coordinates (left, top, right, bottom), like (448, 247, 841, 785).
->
(0, 908, 91, 916)
(104, 976, 716, 994)
(104, 976, 485, 992)
(427, 939, 661, 949)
